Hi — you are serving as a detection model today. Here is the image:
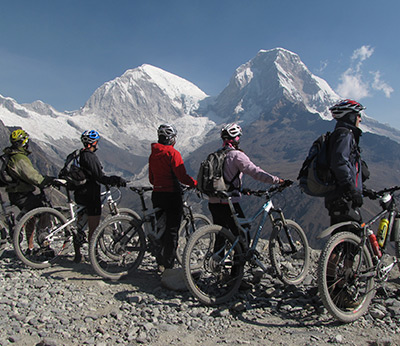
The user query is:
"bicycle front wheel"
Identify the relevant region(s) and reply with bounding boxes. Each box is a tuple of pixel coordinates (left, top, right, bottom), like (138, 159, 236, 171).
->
(89, 214, 146, 280)
(269, 219, 310, 285)
(176, 213, 211, 265)
(317, 231, 374, 323)
(13, 207, 71, 269)
(183, 225, 244, 305)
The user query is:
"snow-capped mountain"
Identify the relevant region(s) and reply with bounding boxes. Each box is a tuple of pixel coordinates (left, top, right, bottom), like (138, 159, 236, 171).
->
(2, 47, 400, 180)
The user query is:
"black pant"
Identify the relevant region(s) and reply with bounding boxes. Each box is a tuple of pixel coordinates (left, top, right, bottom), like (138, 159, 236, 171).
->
(8, 192, 45, 219)
(208, 202, 245, 236)
(326, 198, 362, 226)
(151, 191, 183, 269)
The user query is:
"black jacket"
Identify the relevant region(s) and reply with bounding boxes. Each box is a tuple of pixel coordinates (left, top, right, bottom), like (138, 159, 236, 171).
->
(325, 121, 363, 204)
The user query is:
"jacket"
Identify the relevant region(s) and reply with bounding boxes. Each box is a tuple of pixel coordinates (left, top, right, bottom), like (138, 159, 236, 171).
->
(209, 145, 281, 204)
(325, 121, 363, 204)
(3, 146, 46, 193)
(148, 143, 197, 192)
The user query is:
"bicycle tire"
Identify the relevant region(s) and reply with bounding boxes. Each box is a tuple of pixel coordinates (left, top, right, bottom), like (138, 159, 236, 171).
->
(269, 219, 310, 285)
(13, 207, 71, 269)
(0, 219, 8, 257)
(183, 224, 244, 305)
(89, 214, 146, 280)
(317, 231, 374, 323)
(176, 213, 211, 265)
(116, 208, 141, 220)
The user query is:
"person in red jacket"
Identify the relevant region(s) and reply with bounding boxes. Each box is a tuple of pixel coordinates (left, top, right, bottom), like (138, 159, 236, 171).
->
(148, 124, 197, 271)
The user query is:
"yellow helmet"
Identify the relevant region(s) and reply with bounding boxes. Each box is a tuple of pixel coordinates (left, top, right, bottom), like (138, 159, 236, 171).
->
(10, 129, 29, 147)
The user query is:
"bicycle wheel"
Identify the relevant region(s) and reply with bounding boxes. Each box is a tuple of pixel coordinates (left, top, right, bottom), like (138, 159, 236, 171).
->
(269, 219, 310, 285)
(317, 231, 374, 323)
(176, 213, 211, 265)
(89, 214, 146, 280)
(183, 225, 244, 305)
(0, 220, 8, 257)
(13, 207, 71, 269)
(116, 208, 140, 219)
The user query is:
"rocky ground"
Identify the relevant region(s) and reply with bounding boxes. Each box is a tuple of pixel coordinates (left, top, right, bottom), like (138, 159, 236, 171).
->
(0, 245, 399, 346)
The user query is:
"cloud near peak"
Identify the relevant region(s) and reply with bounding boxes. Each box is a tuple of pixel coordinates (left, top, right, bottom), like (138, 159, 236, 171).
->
(337, 45, 393, 100)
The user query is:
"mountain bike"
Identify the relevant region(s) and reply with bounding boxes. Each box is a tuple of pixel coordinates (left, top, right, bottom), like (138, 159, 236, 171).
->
(0, 188, 54, 257)
(89, 185, 211, 280)
(183, 180, 310, 305)
(317, 186, 400, 323)
(13, 180, 137, 269)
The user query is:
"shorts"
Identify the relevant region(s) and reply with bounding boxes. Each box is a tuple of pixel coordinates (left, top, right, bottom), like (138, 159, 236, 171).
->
(8, 191, 45, 219)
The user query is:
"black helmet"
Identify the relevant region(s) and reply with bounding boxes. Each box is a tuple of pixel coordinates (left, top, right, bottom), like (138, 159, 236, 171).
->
(157, 124, 177, 145)
(81, 130, 100, 147)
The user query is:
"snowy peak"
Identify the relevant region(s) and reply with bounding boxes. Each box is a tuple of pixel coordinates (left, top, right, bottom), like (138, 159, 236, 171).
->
(210, 48, 339, 122)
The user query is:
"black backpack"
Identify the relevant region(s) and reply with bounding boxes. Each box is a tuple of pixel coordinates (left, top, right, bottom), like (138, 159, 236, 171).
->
(197, 147, 239, 197)
(0, 154, 17, 187)
(58, 149, 87, 190)
(297, 132, 336, 197)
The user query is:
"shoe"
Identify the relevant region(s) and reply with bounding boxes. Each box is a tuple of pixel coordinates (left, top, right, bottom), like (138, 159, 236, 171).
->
(239, 280, 253, 291)
(157, 265, 165, 274)
(74, 252, 82, 263)
(340, 290, 359, 310)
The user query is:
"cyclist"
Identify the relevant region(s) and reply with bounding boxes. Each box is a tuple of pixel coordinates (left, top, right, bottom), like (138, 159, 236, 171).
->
(325, 99, 369, 226)
(148, 124, 197, 273)
(3, 129, 55, 253)
(208, 123, 285, 289)
(73, 130, 126, 263)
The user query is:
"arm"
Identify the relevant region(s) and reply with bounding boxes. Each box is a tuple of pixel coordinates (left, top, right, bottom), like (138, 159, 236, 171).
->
(233, 151, 281, 185)
(171, 150, 197, 187)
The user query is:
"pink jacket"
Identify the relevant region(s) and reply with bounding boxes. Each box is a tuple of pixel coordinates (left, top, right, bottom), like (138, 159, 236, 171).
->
(209, 146, 280, 204)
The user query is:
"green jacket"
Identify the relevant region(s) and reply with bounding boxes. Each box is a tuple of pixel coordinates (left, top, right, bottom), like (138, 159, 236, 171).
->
(3, 146, 46, 193)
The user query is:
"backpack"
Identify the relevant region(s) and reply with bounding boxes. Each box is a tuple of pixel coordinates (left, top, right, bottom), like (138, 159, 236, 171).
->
(297, 131, 336, 197)
(0, 154, 17, 187)
(58, 149, 87, 190)
(197, 148, 239, 197)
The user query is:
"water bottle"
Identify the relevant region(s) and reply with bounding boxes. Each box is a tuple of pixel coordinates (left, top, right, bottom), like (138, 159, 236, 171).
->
(377, 218, 389, 247)
(368, 230, 382, 258)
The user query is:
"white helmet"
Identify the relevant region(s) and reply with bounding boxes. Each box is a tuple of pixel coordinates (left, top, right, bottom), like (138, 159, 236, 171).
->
(157, 124, 177, 145)
(329, 99, 365, 119)
(221, 123, 242, 139)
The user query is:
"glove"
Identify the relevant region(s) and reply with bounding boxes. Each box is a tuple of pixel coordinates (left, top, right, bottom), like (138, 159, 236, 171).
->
(350, 190, 363, 208)
(363, 187, 377, 200)
(109, 176, 126, 187)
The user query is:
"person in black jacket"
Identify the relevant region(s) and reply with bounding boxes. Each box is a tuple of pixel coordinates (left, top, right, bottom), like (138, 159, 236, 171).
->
(324, 99, 366, 226)
(73, 130, 126, 263)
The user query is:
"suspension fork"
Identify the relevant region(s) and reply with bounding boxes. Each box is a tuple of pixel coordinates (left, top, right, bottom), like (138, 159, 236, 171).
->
(270, 209, 297, 253)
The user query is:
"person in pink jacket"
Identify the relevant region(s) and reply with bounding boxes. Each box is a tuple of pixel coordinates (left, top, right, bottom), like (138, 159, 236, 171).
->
(208, 123, 285, 288)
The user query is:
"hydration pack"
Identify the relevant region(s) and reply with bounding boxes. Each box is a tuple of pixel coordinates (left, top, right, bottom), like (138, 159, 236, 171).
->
(297, 131, 336, 197)
(0, 154, 17, 187)
(197, 148, 239, 197)
(58, 149, 87, 190)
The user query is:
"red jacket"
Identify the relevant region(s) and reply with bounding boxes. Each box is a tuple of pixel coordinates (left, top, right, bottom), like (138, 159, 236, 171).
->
(149, 143, 197, 192)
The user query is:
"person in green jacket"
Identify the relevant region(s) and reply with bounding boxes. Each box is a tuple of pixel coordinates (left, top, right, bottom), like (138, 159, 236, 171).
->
(4, 129, 54, 252)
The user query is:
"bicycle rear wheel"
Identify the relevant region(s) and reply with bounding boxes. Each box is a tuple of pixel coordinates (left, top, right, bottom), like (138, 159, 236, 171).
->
(0, 220, 8, 257)
(89, 214, 146, 280)
(269, 219, 310, 285)
(176, 213, 211, 265)
(183, 225, 244, 305)
(317, 231, 374, 323)
(13, 207, 71, 269)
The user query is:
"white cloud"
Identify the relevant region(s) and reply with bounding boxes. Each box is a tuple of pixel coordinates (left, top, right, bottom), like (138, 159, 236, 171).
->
(371, 71, 394, 98)
(337, 68, 370, 99)
(351, 45, 374, 62)
(336, 45, 393, 100)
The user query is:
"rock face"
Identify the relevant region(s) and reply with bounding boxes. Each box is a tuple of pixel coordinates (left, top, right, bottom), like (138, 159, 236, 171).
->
(0, 245, 399, 346)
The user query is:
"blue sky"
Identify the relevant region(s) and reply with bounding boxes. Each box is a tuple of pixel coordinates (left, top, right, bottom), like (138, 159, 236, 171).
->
(1, 0, 400, 129)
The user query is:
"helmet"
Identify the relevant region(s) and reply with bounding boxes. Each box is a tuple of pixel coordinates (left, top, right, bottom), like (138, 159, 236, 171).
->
(157, 124, 177, 139)
(157, 124, 177, 145)
(221, 123, 242, 139)
(10, 129, 29, 147)
(81, 130, 100, 146)
(329, 99, 365, 119)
